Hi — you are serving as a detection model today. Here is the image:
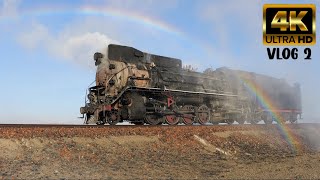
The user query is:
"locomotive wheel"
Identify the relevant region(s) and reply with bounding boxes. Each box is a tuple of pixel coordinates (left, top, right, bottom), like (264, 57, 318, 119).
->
(182, 114, 195, 125)
(263, 119, 272, 124)
(262, 113, 273, 124)
(96, 121, 105, 125)
(145, 114, 163, 125)
(226, 119, 234, 125)
(107, 111, 119, 125)
(289, 114, 298, 124)
(250, 119, 260, 124)
(181, 105, 195, 125)
(96, 113, 106, 125)
(263, 117, 273, 124)
(289, 118, 297, 124)
(196, 105, 210, 125)
(289, 119, 297, 124)
(132, 122, 144, 125)
(165, 115, 180, 125)
(236, 119, 245, 124)
(275, 119, 285, 124)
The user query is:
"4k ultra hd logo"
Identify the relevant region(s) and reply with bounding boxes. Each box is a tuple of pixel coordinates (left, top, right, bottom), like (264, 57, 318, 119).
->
(263, 4, 316, 45)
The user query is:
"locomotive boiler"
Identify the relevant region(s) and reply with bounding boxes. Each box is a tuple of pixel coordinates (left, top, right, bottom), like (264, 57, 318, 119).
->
(80, 44, 302, 125)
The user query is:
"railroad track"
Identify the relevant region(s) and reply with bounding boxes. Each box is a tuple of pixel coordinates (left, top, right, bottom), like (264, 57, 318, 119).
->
(0, 124, 126, 128)
(0, 123, 318, 128)
(1, 123, 319, 140)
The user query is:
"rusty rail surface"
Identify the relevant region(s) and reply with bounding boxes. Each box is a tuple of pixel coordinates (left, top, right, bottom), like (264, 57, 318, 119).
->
(0, 124, 127, 128)
(0, 123, 318, 129)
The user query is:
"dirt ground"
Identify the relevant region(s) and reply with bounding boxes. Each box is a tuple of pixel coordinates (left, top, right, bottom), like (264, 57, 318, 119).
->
(1, 124, 320, 179)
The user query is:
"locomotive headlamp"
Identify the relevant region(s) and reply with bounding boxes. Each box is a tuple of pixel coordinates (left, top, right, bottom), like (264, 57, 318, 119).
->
(109, 79, 115, 86)
(109, 64, 116, 69)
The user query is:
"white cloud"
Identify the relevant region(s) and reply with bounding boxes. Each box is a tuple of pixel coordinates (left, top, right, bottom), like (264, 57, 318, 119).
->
(0, 0, 20, 17)
(18, 22, 51, 50)
(198, 0, 261, 52)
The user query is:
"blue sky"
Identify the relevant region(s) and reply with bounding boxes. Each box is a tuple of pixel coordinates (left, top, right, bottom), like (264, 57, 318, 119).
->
(0, 0, 319, 124)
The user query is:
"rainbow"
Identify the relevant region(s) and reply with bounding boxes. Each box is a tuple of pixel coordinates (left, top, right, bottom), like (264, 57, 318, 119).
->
(241, 77, 302, 153)
(1, 4, 184, 37)
(1, 3, 219, 66)
(81, 5, 184, 36)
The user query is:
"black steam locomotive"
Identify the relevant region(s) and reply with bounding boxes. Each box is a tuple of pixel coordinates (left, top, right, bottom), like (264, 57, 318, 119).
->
(80, 44, 302, 125)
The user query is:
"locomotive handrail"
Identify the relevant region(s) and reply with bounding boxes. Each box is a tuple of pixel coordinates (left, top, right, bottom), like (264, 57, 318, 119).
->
(135, 87, 238, 97)
(108, 86, 238, 106)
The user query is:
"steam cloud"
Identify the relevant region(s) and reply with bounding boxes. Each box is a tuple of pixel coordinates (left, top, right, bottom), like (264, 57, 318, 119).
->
(18, 22, 118, 69)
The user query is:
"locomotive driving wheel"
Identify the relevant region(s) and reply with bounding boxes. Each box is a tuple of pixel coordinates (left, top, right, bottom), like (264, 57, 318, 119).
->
(165, 115, 180, 125)
(236, 118, 245, 125)
(196, 105, 210, 125)
(181, 105, 195, 125)
(107, 110, 119, 125)
(289, 114, 298, 124)
(262, 113, 273, 124)
(182, 114, 194, 125)
(96, 112, 106, 125)
(132, 122, 144, 125)
(226, 119, 235, 125)
(96, 120, 105, 125)
(145, 114, 163, 125)
(250, 119, 260, 124)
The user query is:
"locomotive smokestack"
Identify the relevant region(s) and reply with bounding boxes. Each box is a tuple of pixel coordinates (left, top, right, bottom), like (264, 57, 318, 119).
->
(93, 52, 104, 66)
